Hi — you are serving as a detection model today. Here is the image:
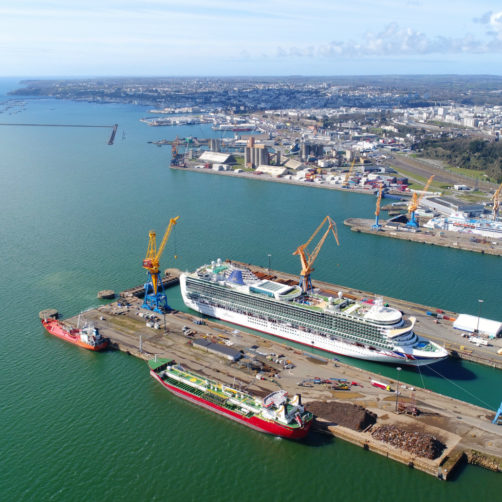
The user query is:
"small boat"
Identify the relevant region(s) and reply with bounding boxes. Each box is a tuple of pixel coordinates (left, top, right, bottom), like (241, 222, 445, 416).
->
(41, 318, 108, 351)
(149, 358, 313, 439)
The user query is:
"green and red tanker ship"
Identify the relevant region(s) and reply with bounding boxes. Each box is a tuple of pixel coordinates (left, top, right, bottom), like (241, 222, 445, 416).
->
(149, 358, 313, 439)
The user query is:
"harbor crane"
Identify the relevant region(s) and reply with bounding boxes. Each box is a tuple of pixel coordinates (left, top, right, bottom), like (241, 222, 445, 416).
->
(372, 184, 384, 230)
(293, 216, 340, 293)
(492, 182, 502, 220)
(342, 159, 356, 188)
(142, 216, 179, 312)
(407, 175, 435, 228)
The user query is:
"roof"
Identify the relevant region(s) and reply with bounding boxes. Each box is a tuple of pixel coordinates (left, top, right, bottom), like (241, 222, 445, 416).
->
(427, 196, 484, 212)
(453, 314, 502, 338)
(284, 159, 305, 170)
(198, 151, 234, 164)
(193, 339, 242, 361)
(256, 164, 288, 177)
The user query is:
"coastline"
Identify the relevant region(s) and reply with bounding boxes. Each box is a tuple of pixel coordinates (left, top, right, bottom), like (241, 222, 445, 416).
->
(170, 164, 379, 196)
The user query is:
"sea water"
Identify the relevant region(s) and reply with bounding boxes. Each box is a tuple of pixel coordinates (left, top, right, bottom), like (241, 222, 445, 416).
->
(1, 78, 501, 501)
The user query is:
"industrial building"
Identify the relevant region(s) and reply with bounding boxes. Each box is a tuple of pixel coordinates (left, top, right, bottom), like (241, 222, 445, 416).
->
(421, 196, 485, 217)
(256, 165, 289, 177)
(198, 151, 236, 167)
(192, 338, 242, 361)
(244, 137, 269, 168)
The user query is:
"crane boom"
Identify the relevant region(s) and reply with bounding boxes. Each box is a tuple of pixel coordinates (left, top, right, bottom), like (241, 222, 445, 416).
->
(408, 175, 435, 213)
(372, 184, 384, 229)
(157, 216, 179, 263)
(293, 216, 340, 292)
(375, 184, 383, 217)
(493, 182, 502, 220)
(143, 216, 179, 273)
(342, 159, 356, 188)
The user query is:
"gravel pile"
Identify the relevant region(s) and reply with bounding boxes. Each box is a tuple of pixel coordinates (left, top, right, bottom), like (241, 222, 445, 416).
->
(307, 401, 377, 431)
(371, 424, 445, 459)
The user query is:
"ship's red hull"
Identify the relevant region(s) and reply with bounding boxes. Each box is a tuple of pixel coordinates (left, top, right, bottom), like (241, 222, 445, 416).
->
(151, 370, 312, 439)
(41, 319, 108, 351)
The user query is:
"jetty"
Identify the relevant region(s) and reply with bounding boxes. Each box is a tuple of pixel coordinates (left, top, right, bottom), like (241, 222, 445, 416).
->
(0, 122, 118, 145)
(48, 266, 502, 481)
(345, 217, 502, 257)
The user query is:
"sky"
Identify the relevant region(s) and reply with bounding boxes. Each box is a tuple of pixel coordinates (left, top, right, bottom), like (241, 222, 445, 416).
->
(1, 0, 502, 76)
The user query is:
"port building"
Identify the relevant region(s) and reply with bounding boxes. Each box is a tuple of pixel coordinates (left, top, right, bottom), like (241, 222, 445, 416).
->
(453, 314, 502, 338)
(198, 151, 236, 166)
(421, 196, 484, 217)
(256, 165, 288, 177)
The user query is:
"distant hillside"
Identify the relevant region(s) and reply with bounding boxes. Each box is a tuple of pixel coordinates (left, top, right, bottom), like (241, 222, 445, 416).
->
(414, 137, 502, 183)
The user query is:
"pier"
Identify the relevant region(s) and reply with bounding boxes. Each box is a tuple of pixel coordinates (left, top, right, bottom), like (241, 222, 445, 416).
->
(344, 217, 502, 257)
(51, 266, 502, 481)
(0, 122, 119, 145)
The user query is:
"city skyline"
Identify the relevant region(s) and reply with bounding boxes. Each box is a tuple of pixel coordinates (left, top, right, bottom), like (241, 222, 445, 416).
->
(1, 1, 502, 76)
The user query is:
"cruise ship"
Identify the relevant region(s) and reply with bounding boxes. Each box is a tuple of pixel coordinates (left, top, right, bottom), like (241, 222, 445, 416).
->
(180, 260, 449, 367)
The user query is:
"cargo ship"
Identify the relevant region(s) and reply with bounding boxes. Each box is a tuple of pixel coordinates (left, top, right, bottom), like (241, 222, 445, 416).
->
(41, 318, 109, 351)
(180, 260, 449, 366)
(149, 358, 313, 439)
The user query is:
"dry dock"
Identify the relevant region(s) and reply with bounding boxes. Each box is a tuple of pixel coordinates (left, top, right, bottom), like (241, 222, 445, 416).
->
(345, 217, 502, 257)
(52, 267, 502, 481)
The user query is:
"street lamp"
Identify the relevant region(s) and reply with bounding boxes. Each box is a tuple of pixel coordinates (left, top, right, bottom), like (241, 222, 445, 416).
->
(267, 254, 272, 272)
(395, 366, 402, 412)
(476, 299, 484, 334)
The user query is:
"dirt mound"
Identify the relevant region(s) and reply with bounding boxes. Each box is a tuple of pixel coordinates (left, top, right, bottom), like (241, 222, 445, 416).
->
(371, 424, 445, 459)
(308, 400, 377, 431)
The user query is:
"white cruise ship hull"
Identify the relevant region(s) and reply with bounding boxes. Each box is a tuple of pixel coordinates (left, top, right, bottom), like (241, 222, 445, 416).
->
(180, 275, 445, 367)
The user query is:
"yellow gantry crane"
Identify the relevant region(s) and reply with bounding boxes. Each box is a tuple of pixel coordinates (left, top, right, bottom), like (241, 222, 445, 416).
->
(293, 216, 340, 293)
(342, 159, 356, 188)
(407, 175, 435, 227)
(142, 216, 179, 312)
(492, 182, 502, 220)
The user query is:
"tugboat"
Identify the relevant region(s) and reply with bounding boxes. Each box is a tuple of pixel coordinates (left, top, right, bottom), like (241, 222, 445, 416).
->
(149, 358, 313, 439)
(41, 318, 108, 351)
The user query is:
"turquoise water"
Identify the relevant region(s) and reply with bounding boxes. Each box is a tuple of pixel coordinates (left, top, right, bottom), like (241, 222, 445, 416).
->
(1, 78, 501, 501)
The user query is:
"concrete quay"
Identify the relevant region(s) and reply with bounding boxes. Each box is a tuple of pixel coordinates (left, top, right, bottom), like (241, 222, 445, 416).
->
(55, 270, 502, 481)
(345, 217, 502, 257)
(171, 164, 378, 196)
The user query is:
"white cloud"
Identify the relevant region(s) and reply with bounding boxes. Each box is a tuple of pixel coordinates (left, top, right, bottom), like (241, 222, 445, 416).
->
(275, 21, 502, 59)
(490, 11, 502, 37)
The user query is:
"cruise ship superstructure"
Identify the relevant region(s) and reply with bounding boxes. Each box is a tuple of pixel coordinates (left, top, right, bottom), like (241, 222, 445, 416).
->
(180, 260, 448, 366)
